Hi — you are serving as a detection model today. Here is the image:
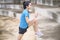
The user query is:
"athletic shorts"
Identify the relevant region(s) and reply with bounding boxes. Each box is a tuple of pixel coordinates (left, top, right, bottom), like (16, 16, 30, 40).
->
(19, 27, 28, 34)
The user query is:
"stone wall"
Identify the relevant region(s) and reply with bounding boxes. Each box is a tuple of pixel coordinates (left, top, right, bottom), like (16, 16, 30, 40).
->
(0, 16, 19, 40)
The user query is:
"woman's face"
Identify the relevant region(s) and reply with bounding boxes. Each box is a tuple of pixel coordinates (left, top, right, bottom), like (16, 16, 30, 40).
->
(28, 3, 32, 10)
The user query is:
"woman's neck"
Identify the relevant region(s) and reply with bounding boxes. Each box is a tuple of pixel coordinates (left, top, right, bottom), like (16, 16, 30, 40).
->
(26, 8, 29, 11)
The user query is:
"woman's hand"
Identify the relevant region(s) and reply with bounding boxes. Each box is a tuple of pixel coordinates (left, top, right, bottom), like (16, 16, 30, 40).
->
(34, 13, 38, 18)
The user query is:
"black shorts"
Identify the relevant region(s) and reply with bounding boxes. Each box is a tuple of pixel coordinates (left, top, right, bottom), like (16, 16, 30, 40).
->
(19, 27, 28, 34)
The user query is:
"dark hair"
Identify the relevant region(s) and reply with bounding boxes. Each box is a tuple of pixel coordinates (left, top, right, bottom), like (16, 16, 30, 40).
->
(23, 1, 31, 9)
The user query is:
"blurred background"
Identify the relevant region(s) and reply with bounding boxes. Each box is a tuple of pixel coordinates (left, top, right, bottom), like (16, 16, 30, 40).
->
(0, 0, 60, 40)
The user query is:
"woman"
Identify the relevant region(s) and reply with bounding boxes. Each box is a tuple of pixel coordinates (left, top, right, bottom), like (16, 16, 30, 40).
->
(18, 1, 43, 40)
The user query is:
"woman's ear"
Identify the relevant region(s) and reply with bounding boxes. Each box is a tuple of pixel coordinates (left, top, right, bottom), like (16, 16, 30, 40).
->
(26, 6, 28, 8)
